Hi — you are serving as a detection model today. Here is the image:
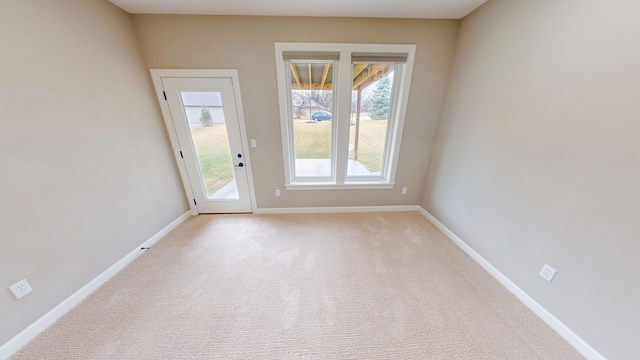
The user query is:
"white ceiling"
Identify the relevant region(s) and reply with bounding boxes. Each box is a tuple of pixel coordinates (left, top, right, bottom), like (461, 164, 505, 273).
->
(109, 0, 487, 19)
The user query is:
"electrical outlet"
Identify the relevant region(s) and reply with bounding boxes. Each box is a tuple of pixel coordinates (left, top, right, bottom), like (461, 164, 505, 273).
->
(402, 187, 408, 194)
(539, 264, 557, 282)
(9, 279, 33, 300)
(275, 189, 281, 197)
(250, 139, 257, 147)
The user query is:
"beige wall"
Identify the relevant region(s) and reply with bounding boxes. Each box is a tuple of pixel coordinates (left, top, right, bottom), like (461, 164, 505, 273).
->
(132, 15, 458, 208)
(0, 1, 187, 345)
(422, 0, 640, 358)
(9, 1, 632, 356)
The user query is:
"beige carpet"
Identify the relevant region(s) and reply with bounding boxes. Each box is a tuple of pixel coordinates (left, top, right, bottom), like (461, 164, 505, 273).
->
(12, 212, 583, 359)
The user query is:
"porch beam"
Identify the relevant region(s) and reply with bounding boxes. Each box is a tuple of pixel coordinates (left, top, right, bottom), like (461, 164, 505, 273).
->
(290, 64, 302, 89)
(320, 64, 330, 90)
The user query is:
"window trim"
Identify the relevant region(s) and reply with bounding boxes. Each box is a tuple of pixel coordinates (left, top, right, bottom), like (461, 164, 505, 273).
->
(275, 43, 416, 190)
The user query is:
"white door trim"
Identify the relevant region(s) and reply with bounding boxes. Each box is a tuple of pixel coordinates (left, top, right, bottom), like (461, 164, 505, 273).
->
(150, 69, 257, 214)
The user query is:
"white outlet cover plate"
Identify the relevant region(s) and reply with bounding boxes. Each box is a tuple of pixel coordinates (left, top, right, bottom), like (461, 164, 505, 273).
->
(539, 264, 557, 282)
(9, 279, 34, 299)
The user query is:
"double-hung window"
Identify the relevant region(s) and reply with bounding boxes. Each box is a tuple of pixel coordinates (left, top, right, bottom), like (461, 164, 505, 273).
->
(275, 43, 415, 189)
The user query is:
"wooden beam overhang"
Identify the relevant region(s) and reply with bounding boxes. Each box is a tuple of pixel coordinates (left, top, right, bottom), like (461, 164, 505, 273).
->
(320, 64, 330, 90)
(352, 63, 368, 79)
(353, 64, 393, 90)
(291, 82, 333, 90)
(290, 64, 302, 90)
(290, 63, 392, 91)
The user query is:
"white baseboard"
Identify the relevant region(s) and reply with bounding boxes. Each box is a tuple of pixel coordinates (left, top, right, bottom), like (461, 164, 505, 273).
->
(3, 208, 604, 359)
(254, 205, 420, 214)
(417, 207, 606, 360)
(0, 211, 192, 360)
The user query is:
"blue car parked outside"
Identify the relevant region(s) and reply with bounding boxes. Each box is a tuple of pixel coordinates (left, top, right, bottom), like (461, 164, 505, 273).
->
(311, 111, 332, 121)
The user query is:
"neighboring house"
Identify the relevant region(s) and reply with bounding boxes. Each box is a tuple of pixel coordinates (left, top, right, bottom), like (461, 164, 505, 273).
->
(291, 93, 303, 108)
(293, 97, 329, 117)
(181, 91, 225, 125)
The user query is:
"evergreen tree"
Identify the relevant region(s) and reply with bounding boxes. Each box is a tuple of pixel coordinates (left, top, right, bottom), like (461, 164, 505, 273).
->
(368, 76, 392, 120)
(199, 105, 213, 126)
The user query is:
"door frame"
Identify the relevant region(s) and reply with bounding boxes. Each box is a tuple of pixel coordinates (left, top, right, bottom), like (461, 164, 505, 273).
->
(150, 69, 257, 215)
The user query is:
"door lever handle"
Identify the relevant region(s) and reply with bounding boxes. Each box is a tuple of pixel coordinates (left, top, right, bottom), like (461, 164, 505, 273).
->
(235, 162, 244, 168)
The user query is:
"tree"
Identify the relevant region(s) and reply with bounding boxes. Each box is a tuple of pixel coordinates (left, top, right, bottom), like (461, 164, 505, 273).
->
(199, 105, 213, 126)
(368, 76, 392, 120)
(307, 90, 332, 109)
(361, 95, 371, 112)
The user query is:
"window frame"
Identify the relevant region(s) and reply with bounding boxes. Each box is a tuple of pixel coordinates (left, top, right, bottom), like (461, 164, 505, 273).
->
(275, 43, 416, 190)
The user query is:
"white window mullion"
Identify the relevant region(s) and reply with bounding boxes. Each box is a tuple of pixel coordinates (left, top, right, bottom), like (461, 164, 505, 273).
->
(385, 55, 414, 185)
(275, 46, 295, 186)
(334, 51, 353, 185)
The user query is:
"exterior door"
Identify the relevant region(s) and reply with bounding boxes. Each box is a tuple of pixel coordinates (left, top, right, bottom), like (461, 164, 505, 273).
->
(152, 71, 254, 213)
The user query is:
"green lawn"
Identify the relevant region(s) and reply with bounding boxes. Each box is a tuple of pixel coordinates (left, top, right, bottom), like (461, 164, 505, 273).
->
(190, 124, 235, 197)
(294, 119, 388, 172)
(191, 119, 388, 196)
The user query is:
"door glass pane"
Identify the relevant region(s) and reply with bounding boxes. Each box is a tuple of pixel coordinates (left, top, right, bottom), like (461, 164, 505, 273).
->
(180, 91, 238, 200)
(348, 64, 395, 177)
(289, 61, 334, 178)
